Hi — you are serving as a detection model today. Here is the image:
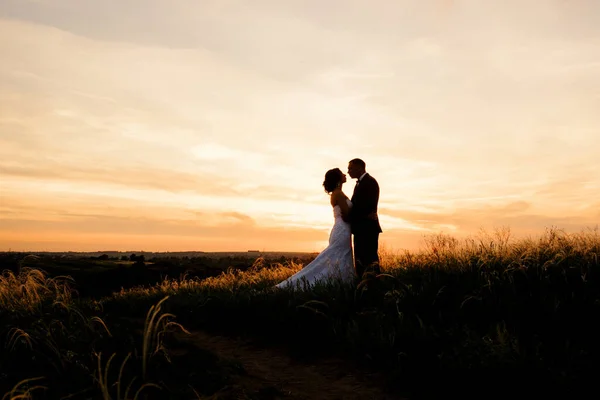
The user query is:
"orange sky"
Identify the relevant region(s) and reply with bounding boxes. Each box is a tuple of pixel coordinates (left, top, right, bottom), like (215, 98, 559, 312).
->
(0, 0, 599, 253)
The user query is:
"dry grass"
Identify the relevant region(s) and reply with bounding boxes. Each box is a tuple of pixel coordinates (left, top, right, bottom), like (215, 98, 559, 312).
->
(110, 227, 599, 300)
(0, 267, 74, 314)
(92, 296, 190, 400)
(110, 259, 304, 300)
(94, 351, 161, 400)
(141, 296, 190, 379)
(381, 226, 599, 272)
(1, 377, 46, 400)
(1, 227, 598, 399)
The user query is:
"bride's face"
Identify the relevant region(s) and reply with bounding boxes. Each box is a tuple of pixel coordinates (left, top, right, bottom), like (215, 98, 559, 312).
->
(340, 173, 347, 184)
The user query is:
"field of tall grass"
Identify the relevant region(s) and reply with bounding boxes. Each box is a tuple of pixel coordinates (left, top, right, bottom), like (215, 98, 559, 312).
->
(0, 260, 236, 399)
(1, 227, 599, 399)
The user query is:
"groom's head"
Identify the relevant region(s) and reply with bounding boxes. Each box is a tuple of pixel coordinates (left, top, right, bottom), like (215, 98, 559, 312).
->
(347, 158, 366, 179)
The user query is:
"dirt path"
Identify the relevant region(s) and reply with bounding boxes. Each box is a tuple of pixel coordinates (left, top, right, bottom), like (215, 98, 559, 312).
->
(176, 331, 402, 400)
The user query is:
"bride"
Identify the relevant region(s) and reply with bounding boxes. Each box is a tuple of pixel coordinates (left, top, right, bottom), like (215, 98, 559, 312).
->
(275, 168, 355, 289)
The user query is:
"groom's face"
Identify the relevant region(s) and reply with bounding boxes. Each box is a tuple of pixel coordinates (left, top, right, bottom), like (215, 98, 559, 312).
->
(347, 162, 361, 179)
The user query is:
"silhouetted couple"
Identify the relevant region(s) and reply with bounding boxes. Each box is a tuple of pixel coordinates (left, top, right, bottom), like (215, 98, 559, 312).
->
(275, 158, 382, 289)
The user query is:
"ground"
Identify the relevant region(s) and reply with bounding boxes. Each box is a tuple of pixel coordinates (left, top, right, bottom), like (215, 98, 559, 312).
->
(176, 330, 400, 400)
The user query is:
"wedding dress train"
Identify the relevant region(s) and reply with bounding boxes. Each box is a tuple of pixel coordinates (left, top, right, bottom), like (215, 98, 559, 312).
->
(275, 198, 354, 289)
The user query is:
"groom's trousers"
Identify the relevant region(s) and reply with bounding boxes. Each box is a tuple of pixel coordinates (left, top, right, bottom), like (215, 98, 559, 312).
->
(353, 232, 380, 279)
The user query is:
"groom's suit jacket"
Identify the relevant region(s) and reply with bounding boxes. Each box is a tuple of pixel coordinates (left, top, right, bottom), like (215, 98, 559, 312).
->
(350, 173, 382, 235)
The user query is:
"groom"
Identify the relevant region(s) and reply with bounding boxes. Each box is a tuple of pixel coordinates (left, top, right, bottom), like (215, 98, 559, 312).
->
(348, 158, 382, 280)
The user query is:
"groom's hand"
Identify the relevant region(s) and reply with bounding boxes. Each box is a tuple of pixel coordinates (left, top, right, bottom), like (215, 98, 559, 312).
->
(367, 212, 378, 220)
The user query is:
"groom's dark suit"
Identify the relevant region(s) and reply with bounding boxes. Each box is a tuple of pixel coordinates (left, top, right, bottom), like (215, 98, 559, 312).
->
(350, 173, 382, 279)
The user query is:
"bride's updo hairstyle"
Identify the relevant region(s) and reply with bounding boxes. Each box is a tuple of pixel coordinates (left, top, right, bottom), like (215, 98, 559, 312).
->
(323, 168, 343, 194)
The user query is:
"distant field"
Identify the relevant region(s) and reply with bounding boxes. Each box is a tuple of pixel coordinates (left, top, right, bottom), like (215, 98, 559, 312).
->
(0, 250, 318, 299)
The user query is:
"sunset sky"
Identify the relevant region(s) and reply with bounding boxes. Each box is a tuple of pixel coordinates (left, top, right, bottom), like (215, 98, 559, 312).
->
(1, 0, 598, 253)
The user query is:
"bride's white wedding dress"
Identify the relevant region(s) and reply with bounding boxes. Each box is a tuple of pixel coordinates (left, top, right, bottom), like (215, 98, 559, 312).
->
(275, 198, 355, 289)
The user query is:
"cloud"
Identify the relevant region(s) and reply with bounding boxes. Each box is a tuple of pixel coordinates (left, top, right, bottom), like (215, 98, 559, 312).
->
(220, 212, 255, 224)
(380, 200, 598, 235)
(0, 213, 328, 252)
(0, 163, 239, 196)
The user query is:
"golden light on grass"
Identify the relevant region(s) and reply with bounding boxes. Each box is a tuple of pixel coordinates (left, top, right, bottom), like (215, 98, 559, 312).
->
(0, 266, 73, 314)
(108, 227, 599, 301)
